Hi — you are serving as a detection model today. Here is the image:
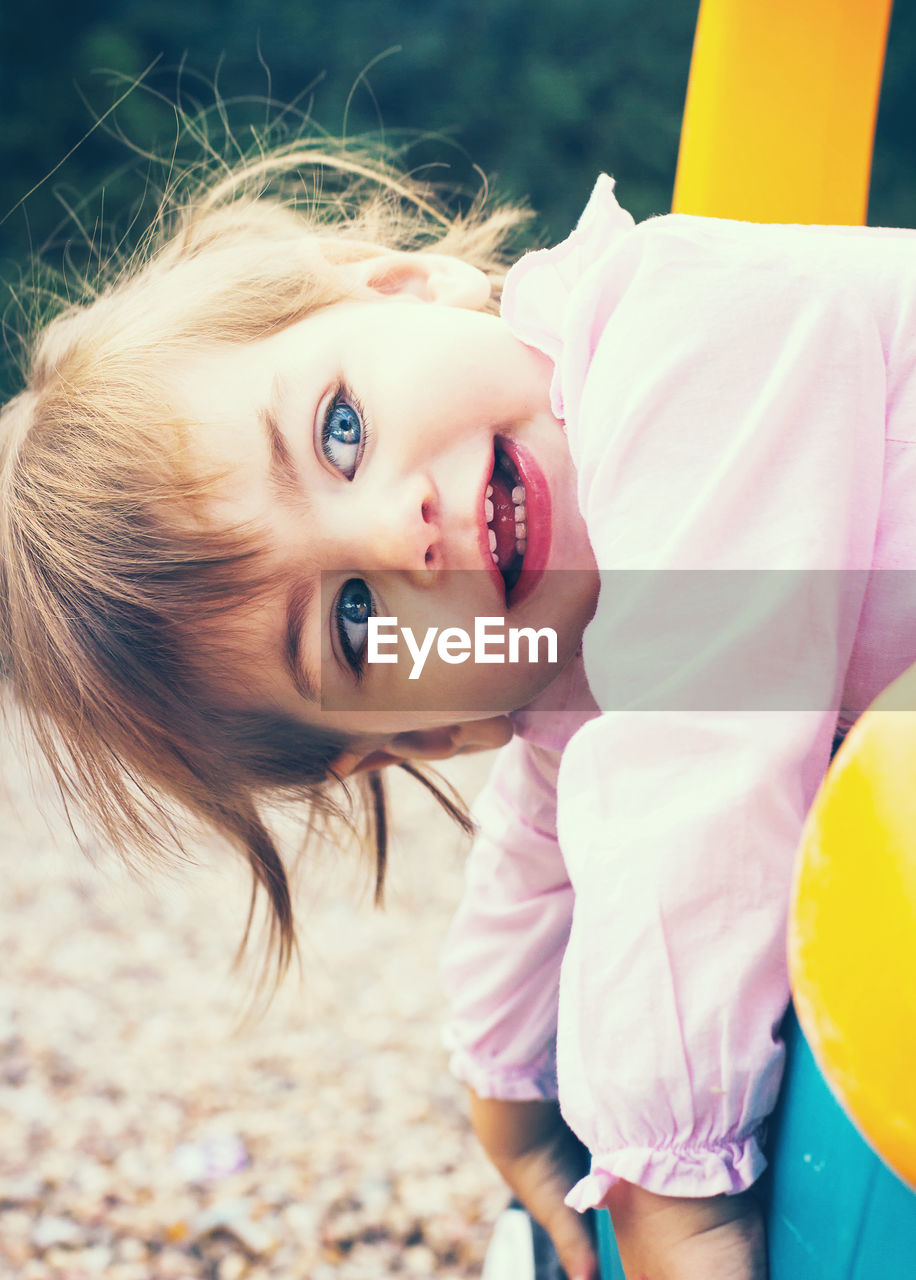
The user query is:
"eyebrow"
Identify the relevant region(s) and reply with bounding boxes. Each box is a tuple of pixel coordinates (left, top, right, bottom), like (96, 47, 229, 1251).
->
(261, 378, 307, 506)
(284, 578, 319, 703)
(260, 379, 319, 703)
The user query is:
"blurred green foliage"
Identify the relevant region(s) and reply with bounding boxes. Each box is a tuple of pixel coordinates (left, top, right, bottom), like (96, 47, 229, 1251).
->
(1, 0, 914, 394)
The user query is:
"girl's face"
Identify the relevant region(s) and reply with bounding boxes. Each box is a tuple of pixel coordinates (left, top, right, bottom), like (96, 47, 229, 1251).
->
(175, 254, 599, 739)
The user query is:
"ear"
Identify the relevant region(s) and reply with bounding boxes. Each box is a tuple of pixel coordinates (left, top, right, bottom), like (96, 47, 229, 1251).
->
(343, 250, 492, 310)
(331, 715, 513, 779)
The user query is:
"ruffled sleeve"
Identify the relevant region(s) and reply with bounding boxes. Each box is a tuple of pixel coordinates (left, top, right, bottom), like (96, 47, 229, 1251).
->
(440, 734, 573, 1101)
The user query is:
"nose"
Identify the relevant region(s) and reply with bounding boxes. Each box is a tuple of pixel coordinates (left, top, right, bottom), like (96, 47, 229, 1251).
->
(348, 472, 442, 582)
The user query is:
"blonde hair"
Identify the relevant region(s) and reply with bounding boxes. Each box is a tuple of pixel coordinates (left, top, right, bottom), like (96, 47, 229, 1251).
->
(0, 139, 529, 986)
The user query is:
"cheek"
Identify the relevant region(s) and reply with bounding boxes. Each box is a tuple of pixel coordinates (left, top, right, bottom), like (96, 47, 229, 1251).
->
(399, 620, 584, 717)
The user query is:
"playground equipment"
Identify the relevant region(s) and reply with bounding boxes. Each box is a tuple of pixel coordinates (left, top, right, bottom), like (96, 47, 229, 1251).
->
(672, 0, 893, 224)
(789, 664, 916, 1191)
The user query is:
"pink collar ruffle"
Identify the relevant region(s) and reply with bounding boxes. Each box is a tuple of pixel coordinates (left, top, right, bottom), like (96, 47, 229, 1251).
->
(500, 174, 635, 420)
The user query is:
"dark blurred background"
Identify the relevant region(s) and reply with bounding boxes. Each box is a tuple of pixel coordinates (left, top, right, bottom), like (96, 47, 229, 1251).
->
(1, 0, 914, 394)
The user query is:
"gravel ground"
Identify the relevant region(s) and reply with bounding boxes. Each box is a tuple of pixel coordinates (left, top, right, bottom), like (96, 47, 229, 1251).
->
(0, 727, 508, 1280)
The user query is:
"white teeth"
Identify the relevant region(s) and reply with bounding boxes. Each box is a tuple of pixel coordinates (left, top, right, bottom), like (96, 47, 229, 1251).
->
(485, 478, 528, 567)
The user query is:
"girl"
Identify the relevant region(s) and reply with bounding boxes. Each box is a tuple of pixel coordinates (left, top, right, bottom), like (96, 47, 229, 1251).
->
(2, 143, 915, 1280)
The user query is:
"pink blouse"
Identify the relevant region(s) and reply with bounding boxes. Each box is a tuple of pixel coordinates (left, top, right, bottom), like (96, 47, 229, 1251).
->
(440, 177, 916, 1206)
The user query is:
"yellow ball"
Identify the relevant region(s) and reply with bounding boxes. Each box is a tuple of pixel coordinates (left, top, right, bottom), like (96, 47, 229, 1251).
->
(789, 663, 916, 1188)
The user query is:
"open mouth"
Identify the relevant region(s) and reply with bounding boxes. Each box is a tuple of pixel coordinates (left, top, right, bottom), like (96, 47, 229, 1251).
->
(485, 443, 527, 601)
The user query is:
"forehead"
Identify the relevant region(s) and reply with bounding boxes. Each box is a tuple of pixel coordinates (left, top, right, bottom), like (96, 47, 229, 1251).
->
(175, 323, 304, 430)
(172, 301, 375, 456)
(171, 333, 304, 530)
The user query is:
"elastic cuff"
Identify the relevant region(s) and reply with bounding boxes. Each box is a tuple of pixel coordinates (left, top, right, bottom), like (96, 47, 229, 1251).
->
(564, 1135, 767, 1210)
(447, 1047, 558, 1102)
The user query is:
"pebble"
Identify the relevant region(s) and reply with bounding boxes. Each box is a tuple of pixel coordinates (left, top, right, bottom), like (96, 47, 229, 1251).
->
(68, 1244, 114, 1273)
(172, 1133, 249, 1182)
(30, 1216, 84, 1250)
(191, 1198, 278, 1255)
(0, 1173, 43, 1207)
(114, 1238, 149, 1262)
(155, 1248, 201, 1279)
(0, 742, 501, 1279)
(404, 1243, 439, 1274)
(217, 1255, 247, 1280)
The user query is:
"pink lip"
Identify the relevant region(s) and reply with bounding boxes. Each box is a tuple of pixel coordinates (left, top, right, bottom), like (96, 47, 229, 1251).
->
(476, 438, 552, 610)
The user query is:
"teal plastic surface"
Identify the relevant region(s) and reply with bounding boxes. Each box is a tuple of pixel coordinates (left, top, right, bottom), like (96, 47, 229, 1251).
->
(595, 1009, 916, 1278)
(596, 1206, 624, 1279)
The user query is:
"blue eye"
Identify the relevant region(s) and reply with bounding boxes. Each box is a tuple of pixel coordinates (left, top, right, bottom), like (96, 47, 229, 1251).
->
(336, 578, 373, 673)
(322, 392, 365, 480)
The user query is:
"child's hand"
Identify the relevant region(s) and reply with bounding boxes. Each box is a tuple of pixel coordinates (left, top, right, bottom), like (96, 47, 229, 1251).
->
(603, 1180, 767, 1280)
(468, 1091, 600, 1280)
(469, 1089, 767, 1280)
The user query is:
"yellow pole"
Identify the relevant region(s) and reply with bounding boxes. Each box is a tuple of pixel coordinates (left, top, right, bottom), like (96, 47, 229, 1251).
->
(673, 0, 893, 224)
